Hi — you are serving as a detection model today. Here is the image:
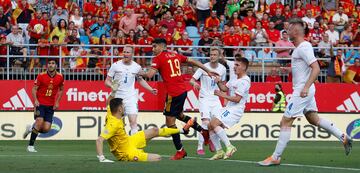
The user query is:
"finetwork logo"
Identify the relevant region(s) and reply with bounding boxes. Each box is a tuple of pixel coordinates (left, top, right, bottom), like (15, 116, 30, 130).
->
(336, 92, 360, 112)
(2, 88, 33, 110)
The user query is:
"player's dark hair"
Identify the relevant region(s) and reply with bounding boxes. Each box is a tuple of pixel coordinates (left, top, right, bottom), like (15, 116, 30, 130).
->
(153, 38, 167, 47)
(110, 98, 123, 115)
(236, 57, 249, 71)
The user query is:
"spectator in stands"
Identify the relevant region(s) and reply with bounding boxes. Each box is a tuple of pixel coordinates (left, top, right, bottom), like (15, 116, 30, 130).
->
(343, 58, 360, 84)
(345, 45, 359, 64)
(327, 49, 345, 83)
(318, 33, 332, 59)
(283, 4, 292, 19)
(223, 26, 241, 57)
(69, 41, 85, 70)
(274, 31, 293, 66)
(240, 0, 255, 17)
(0, 7, 10, 35)
(269, 0, 284, 17)
(0, 34, 6, 69)
(306, 0, 321, 18)
(243, 10, 257, 30)
(36, 0, 53, 16)
(332, 6, 348, 32)
(251, 21, 268, 46)
(50, 19, 67, 43)
(266, 67, 282, 82)
(254, 0, 269, 20)
(27, 10, 48, 55)
(7, 25, 27, 67)
(183, 0, 197, 26)
(89, 16, 110, 44)
(198, 29, 213, 58)
(194, 0, 211, 28)
(154, 0, 170, 22)
(293, 0, 305, 17)
(339, 24, 353, 46)
(302, 9, 316, 29)
(325, 23, 339, 46)
(226, 0, 240, 18)
(270, 8, 286, 31)
(158, 25, 172, 45)
(176, 32, 193, 56)
(83, 0, 99, 16)
(309, 21, 323, 47)
(119, 8, 142, 35)
(280, 21, 290, 39)
(205, 10, 220, 29)
(51, 6, 68, 28)
(267, 21, 281, 45)
(173, 21, 185, 41)
(228, 11, 241, 27)
(212, 0, 227, 17)
(243, 46, 257, 62)
(114, 30, 126, 55)
(70, 8, 84, 35)
(159, 11, 177, 34)
(13, 0, 34, 43)
(0, 0, 11, 16)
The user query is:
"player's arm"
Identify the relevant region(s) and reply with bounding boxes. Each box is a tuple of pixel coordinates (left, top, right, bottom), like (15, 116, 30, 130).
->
(53, 84, 64, 110)
(105, 75, 119, 97)
(138, 76, 157, 95)
(214, 91, 242, 103)
(96, 136, 114, 163)
(32, 85, 39, 107)
(138, 68, 157, 79)
(187, 58, 218, 77)
(301, 61, 320, 96)
(214, 75, 228, 92)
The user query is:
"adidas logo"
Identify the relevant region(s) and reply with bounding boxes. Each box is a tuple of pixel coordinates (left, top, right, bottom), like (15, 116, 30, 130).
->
(336, 92, 360, 112)
(3, 88, 33, 110)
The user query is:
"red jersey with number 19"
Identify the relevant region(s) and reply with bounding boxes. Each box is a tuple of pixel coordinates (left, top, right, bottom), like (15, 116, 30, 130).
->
(151, 51, 188, 97)
(34, 72, 64, 106)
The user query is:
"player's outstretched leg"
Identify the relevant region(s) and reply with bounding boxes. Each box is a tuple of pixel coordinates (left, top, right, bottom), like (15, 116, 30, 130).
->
(209, 130, 224, 160)
(23, 124, 32, 139)
(178, 113, 210, 145)
(209, 118, 237, 160)
(305, 112, 353, 156)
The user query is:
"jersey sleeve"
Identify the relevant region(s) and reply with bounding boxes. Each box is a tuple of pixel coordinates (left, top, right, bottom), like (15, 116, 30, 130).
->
(235, 79, 250, 97)
(107, 64, 116, 77)
(192, 68, 203, 80)
(299, 43, 317, 66)
(151, 55, 160, 70)
(220, 67, 226, 81)
(178, 53, 188, 63)
(100, 120, 118, 140)
(34, 74, 42, 86)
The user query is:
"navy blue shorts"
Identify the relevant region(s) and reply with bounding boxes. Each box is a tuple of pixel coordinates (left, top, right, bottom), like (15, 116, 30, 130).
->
(163, 92, 187, 117)
(34, 105, 54, 123)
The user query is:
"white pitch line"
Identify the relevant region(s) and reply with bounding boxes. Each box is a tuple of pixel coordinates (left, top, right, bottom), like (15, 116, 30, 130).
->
(161, 155, 360, 172)
(1, 154, 359, 172)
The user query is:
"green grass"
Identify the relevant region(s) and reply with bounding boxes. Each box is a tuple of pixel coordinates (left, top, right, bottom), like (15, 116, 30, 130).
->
(0, 140, 358, 173)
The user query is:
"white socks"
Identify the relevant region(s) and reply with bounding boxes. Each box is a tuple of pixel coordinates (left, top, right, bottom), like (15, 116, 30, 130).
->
(210, 131, 222, 151)
(198, 132, 204, 150)
(272, 127, 291, 160)
(214, 126, 231, 147)
(318, 118, 344, 142)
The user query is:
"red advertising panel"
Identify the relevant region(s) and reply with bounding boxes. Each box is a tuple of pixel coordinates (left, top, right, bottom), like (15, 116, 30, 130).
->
(0, 81, 359, 113)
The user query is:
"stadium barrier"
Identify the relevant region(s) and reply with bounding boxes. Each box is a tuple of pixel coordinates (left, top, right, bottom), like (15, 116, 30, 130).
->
(0, 112, 358, 141)
(0, 80, 359, 112)
(0, 44, 358, 82)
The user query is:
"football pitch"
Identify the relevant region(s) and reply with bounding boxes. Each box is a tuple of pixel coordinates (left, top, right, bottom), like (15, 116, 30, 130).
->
(0, 140, 358, 173)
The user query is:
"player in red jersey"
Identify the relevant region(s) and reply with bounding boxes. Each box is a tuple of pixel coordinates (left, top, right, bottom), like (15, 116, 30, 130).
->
(139, 38, 218, 160)
(23, 59, 64, 152)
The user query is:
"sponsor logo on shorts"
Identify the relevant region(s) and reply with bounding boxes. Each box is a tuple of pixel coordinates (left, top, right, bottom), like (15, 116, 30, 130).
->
(38, 116, 63, 138)
(346, 119, 360, 139)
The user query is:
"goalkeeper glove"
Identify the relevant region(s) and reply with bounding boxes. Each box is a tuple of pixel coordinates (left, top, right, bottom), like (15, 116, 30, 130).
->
(110, 80, 119, 97)
(97, 155, 114, 163)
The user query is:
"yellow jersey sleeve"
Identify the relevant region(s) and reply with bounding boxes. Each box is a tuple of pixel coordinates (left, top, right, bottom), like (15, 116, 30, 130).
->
(100, 116, 119, 140)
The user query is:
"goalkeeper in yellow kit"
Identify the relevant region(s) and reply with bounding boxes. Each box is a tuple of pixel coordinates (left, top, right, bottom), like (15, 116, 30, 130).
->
(96, 97, 195, 162)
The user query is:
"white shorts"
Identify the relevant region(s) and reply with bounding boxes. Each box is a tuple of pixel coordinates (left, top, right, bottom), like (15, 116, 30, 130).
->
(120, 96, 138, 115)
(199, 98, 222, 120)
(284, 93, 318, 118)
(214, 107, 243, 128)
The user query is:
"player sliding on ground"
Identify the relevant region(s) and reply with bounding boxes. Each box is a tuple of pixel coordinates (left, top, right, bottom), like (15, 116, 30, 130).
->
(258, 18, 353, 166)
(95, 98, 195, 162)
(208, 57, 251, 160)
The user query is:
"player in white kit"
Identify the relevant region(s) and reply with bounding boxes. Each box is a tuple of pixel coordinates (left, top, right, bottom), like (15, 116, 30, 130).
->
(190, 48, 227, 155)
(208, 57, 251, 160)
(258, 18, 353, 166)
(105, 46, 157, 135)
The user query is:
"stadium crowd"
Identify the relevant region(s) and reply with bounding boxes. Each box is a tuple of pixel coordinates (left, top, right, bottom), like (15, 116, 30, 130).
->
(0, 0, 358, 83)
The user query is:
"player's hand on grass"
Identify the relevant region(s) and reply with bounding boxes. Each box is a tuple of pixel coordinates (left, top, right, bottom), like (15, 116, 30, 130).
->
(97, 155, 114, 163)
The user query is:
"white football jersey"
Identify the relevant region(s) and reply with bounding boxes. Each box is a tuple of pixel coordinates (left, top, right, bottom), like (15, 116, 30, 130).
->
(226, 60, 237, 81)
(291, 41, 317, 96)
(107, 60, 142, 99)
(192, 62, 227, 101)
(225, 75, 251, 114)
